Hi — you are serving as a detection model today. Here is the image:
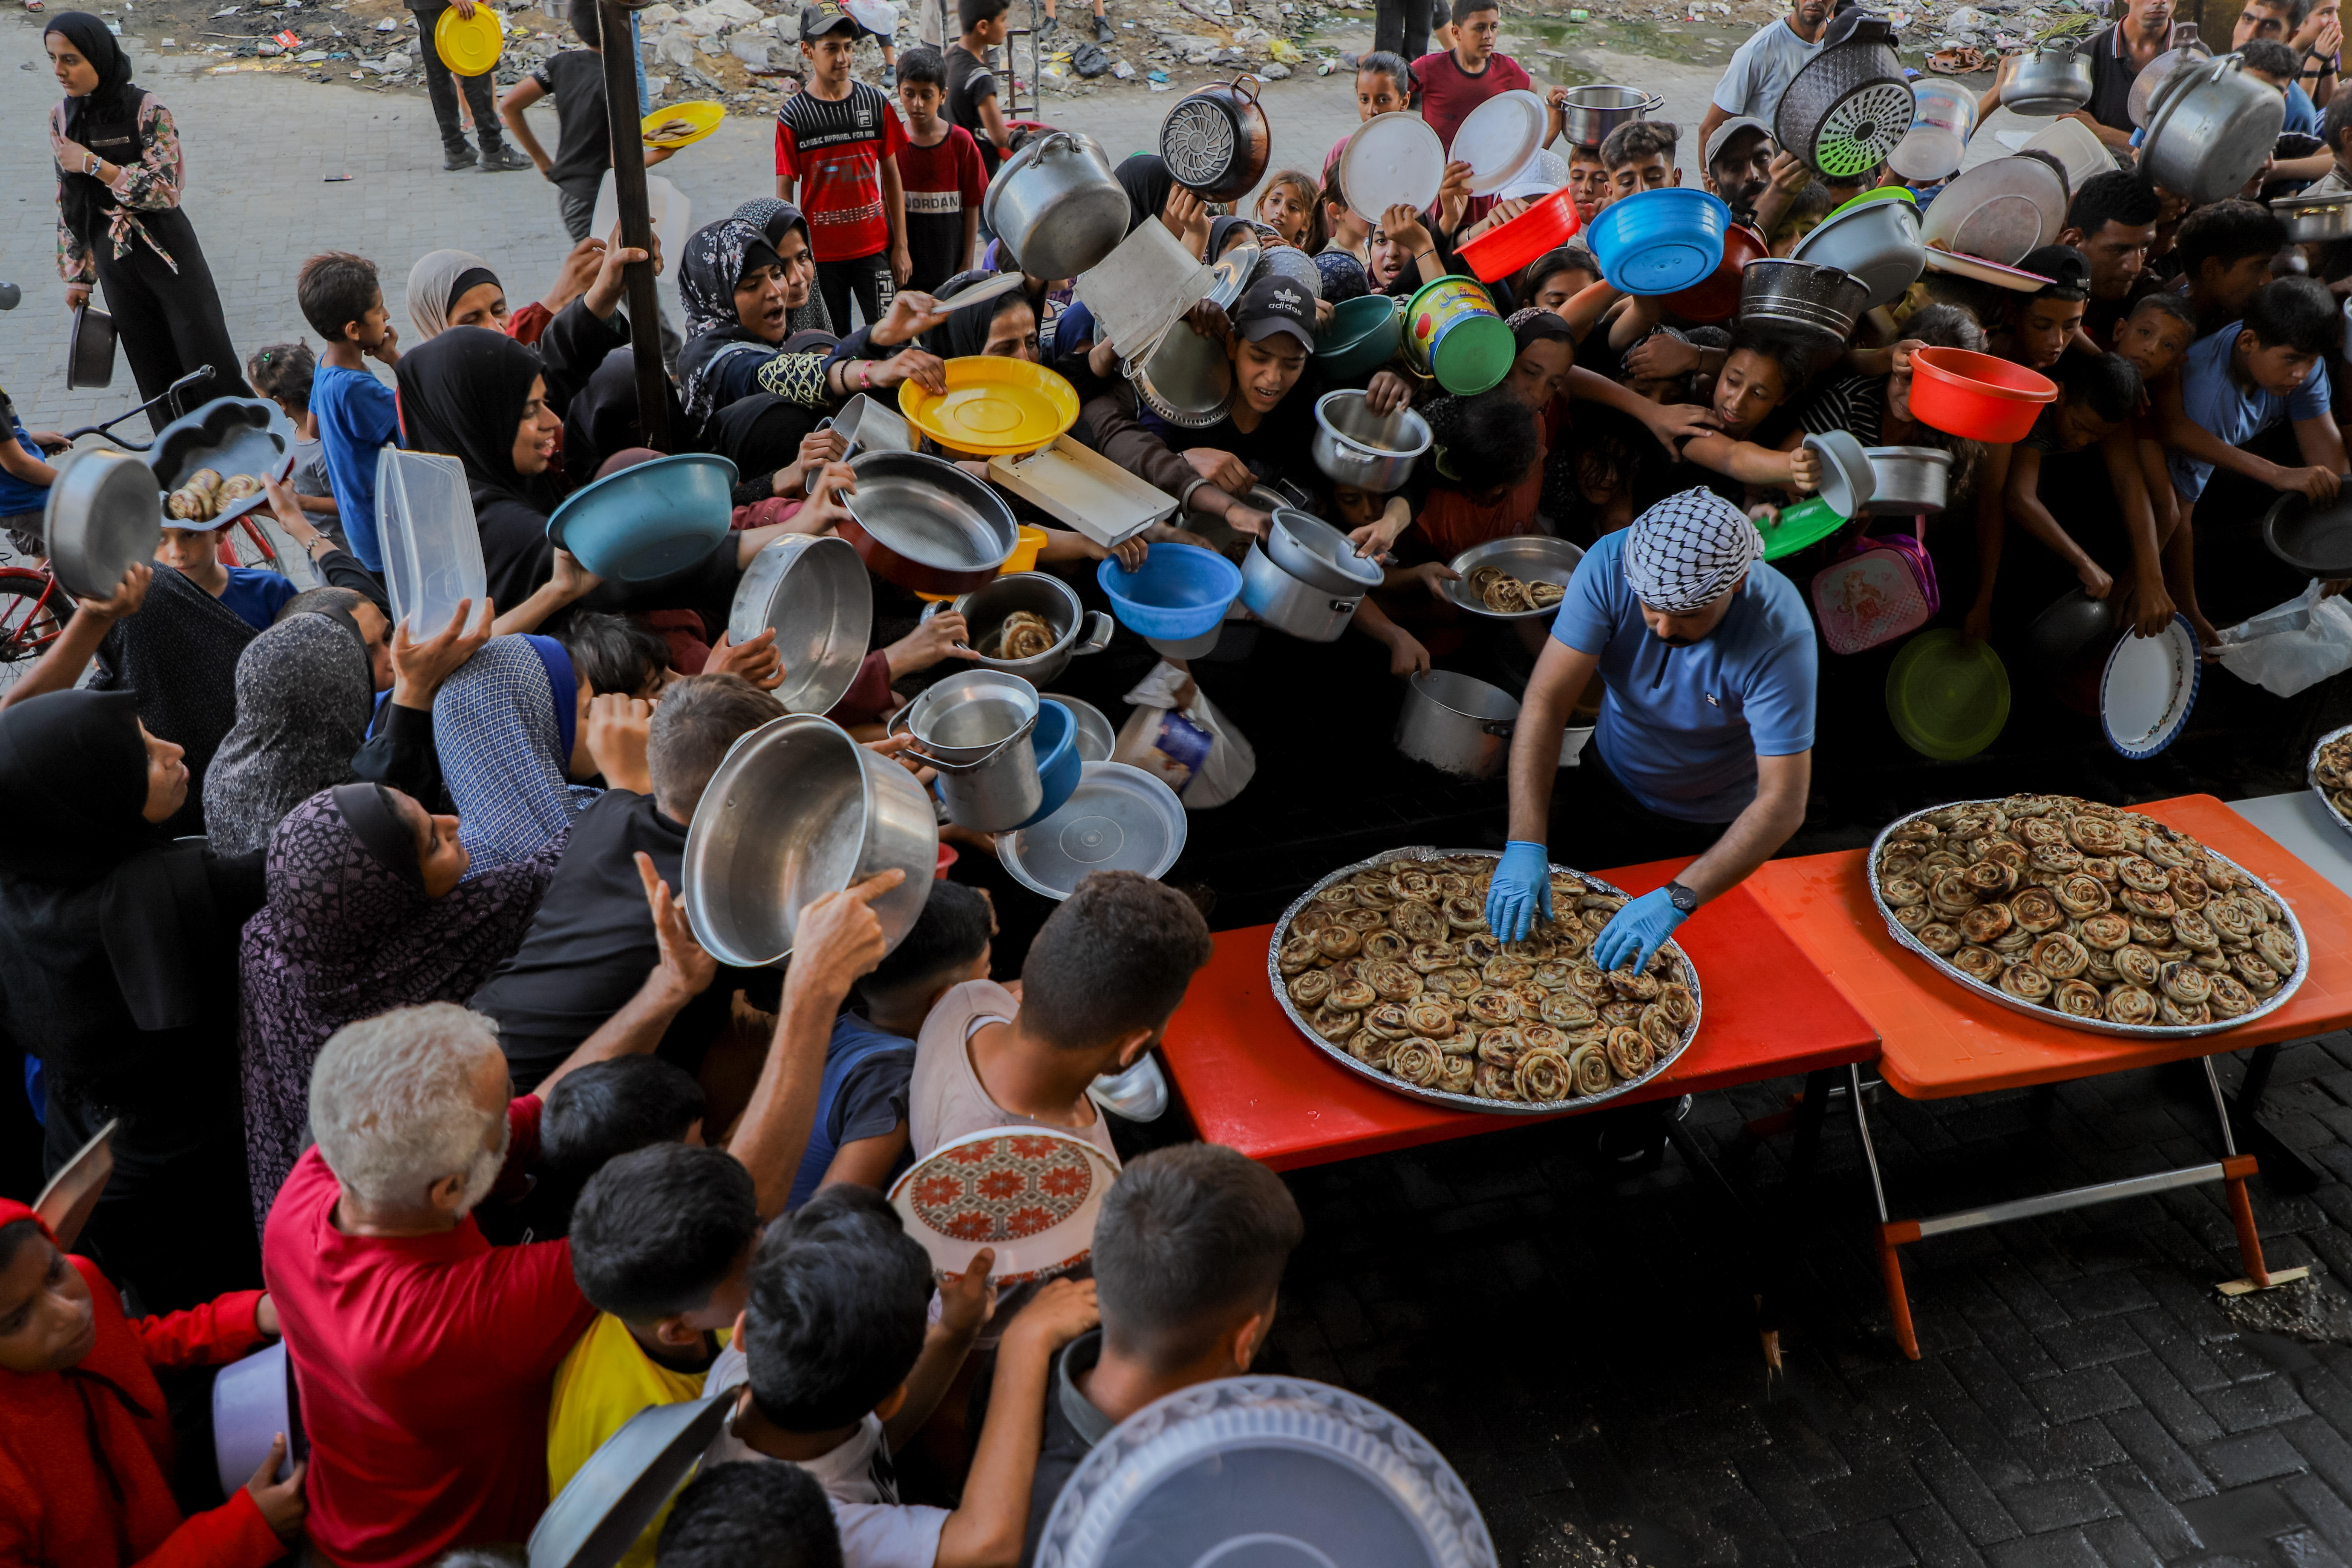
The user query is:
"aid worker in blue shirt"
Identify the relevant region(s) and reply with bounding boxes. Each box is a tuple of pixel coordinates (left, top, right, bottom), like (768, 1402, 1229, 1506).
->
(1485, 488, 1819, 968)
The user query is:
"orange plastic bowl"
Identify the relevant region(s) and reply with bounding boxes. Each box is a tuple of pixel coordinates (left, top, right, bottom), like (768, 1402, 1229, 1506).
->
(1660, 222, 1766, 324)
(1456, 187, 1582, 284)
(1908, 348, 2057, 444)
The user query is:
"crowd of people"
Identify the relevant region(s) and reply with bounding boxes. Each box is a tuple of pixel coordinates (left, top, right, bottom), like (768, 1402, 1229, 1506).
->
(7, 0, 2351, 1559)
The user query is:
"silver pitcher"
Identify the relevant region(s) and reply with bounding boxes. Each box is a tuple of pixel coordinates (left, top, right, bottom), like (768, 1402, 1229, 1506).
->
(891, 671, 1044, 832)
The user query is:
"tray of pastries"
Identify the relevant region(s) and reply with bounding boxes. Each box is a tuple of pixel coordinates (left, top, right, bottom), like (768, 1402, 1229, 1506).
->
(2309, 726, 2352, 838)
(1266, 847, 1701, 1113)
(1867, 795, 2308, 1037)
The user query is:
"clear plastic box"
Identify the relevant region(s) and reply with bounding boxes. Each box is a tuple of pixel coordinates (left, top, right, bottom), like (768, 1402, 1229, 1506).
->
(376, 446, 487, 635)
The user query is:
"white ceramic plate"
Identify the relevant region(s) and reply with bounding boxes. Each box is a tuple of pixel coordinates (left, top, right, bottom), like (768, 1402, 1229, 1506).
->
(1340, 114, 1447, 222)
(1452, 89, 1547, 195)
(888, 1124, 1120, 1283)
(2101, 612, 2201, 760)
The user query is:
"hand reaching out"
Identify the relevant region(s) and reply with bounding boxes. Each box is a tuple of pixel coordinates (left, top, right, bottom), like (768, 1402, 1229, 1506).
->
(586, 693, 655, 794)
(1364, 370, 1413, 415)
(937, 1246, 998, 1338)
(634, 850, 717, 1001)
(1787, 445, 1823, 494)
(1004, 1276, 1100, 1355)
(77, 560, 152, 622)
(2277, 464, 2342, 504)
(888, 610, 979, 675)
(245, 1436, 307, 1544)
(1623, 331, 1703, 380)
(1643, 401, 1725, 455)
(788, 869, 909, 1005)
(707, 626, 785, 690)
(391, 596, 495, 707)
(547, 236, 609, 313)
(584, 224, 654, 319)
(550, 548, 601, 603)
(870, 348, 947, 396)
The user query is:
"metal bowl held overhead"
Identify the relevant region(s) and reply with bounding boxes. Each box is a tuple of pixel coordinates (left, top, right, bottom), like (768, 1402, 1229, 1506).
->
(1125, 319, 1233, 429)
(1775, 9, 1913, 176)
(893, 670, 1045, 833)
(1556, 83, 1663, 149)
(840, 450, 1019, 597)
(1241, 542, 1363, 642)
(2274, 189, 2352, 243)
(1739, 259, 1872, 344)
(44, 446, 162, 600)
(1791, 191, 1924, 310)
(1266, 505, 1384, 596)
(2003, 38, 2095, 115)
(998, 761, 1188, 901)
(681, 714, 938, 969)
(1440, 533, 1585, 620)
(1919, 153, 2068, 265)
(1804, 430, 1878, 518)
(983, 129, 1129, 281)
(1863, 446, 1953, 514)
(923, 571, 1114, 686)
(1311, 390, 1433, 493)
(2142, 54, 2285, 205)
(2128, 42, 2212, 128)
(728, 534, 873, 716)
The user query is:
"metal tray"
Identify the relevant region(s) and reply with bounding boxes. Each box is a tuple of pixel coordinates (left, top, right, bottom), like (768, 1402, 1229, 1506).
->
(1440, 535, 1586, 621)
(147, 397, 296, 529)
(1265, 846, 1702, 1115)
(1865, 798, 2311, 1039)
(2307, 723, 2352, 840)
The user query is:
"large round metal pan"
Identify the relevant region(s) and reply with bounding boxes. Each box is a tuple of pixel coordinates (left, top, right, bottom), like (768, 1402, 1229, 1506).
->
(2309, 724, 2352, 840)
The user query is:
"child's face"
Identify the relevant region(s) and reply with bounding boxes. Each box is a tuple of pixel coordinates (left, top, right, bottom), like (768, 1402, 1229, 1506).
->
(2053, 395, 2122, 452)
(155, 526, 220, 577)
(2112, 307, 2191, 383)
(735, 259, 790, 340)
(0, 1231, 96, 1375)
(899, 80, 943, 125)
(1507, 337, 1573, 410)
(1356, 68, 1407, 119)
(1454, 6, 1500, 62)
(2199, 252, 2275, 318)
(1256, 183, 1314, 247)
(1367, 228, 1405, 285)
(1608, 153, 1677, 200)
(1332, 484, 1384, 527)
(1527, 266, 1596, 314)
(774, 226, 816, 311)
(1712, 349, 1787, 433)
(348, 289, 393, 350)
(2009, 296, 2086, 371)
(2241, 334, 2323, 396)
(1769, 214, 1822, 257)
(1567, 151, 1609, 219)
(801, 31, 857, 81)
(512, 375, 560, 478)
(1231, 335, 1308, 414)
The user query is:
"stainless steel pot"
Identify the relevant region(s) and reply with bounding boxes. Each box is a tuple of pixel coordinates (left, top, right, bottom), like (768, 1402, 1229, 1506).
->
(1311, 390, 1433, 492)
(43, 448, 161, 600)
(728, 534, 873, 715)
(1556, 84, 1663, 149)
(840, 450, 1019, 596)
(1239, 543, 1361, 642)
(1265, 506, 1383, 596)
(2141, 54, 2285, 205)
(2274, 189, 2352, 242)
(2128, 42, 2211, 128)
(2004, 39, 2095, 115)
(680, 714, 938, 968)
(1395, 670, 1519, 779)
(890, 671, 1044, 832)
(66, 305, 115, 391)
(1739, 258, 1871, 343)
(1863, 446, 1953, 514)
(981, 130, 1129, 281)
(921, 571, 1113, 685)
(1127, 320, 1233, 428)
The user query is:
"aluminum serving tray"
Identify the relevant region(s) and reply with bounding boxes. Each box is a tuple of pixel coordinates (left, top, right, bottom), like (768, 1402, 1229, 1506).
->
(1264, 845, 1702, 1115)
(1865, 799, 2311, 1040)
(2308, 723, 2352, 840)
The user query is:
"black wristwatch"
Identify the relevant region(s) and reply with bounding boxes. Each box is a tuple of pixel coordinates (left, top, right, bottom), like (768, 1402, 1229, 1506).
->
(1663, 879, 1700, 914)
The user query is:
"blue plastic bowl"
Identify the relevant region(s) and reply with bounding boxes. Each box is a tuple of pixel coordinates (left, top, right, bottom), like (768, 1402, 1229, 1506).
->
(1013, 701, 1081, 829)
(1585, 188, 1734, 296)
(1096, 544, 1242, 639)
(546, 452, 736, 583)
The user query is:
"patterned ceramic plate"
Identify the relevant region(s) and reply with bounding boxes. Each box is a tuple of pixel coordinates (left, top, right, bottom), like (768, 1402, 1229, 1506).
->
(888, 1125, 1121, 1283)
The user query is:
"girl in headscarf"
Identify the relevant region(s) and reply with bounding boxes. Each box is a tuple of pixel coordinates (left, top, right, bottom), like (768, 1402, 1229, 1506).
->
(44, 12, 249, 424)
(237, 783, 560, 1227)
(406, 247, 511, 340)
(733, 197, 837, 336)
(0, 691, 264, 1311)
(202, 613, 378, 857)
(1252, 169, 1326, 252)
(432, 634, 602, 876)
(677, 214, 837, 426)
(919, 268, 1043, 361)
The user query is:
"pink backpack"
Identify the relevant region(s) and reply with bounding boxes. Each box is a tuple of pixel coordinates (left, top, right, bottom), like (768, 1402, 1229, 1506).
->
(1810, 521, 1941, 655)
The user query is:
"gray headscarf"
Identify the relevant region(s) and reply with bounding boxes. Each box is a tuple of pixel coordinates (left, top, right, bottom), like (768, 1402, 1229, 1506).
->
(1622, 488, 1764, 614)
(202, 614, 377, 856)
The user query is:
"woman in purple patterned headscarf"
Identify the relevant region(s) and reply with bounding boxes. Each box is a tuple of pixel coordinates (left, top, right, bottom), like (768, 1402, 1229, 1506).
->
(236, 782, 563, 1230)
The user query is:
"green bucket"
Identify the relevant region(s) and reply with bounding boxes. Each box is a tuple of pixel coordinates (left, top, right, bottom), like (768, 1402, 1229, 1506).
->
(1403, 276, 1514, 395)
(1315, 294, 1404, 383)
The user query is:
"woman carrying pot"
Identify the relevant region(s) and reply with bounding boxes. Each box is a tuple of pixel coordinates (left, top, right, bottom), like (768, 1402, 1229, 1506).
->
(46, 13, 249, 424)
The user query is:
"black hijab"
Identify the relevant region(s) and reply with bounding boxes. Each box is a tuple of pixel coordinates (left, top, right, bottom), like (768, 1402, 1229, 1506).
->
(677, 217, 783, 425)
(47, 12, 139, 243)
(564, 342, 695, 489)
(920, 269, 1037, 359)
(1115, 153, 1175, 235)
(332, 781, 426, 891)
(394, 325, 559, 516)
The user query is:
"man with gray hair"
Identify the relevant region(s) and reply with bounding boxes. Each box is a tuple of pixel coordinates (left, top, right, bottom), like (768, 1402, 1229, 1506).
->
(1485, 487, 1816, 971)
(261, 863, 911, 1568)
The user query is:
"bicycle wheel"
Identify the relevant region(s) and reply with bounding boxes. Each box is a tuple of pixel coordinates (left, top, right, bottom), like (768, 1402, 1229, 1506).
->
(0, 569, 66, 694)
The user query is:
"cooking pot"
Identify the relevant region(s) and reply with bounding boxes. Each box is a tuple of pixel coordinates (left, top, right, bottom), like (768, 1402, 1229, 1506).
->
(839, 450, 1019, 597)
(2274, 189, 2352, 242)
(681, 714, 938, 968)
(1775, 9, 1913, 177)
(920, 571, 1114, 685)
(1739, 258, 1872, 343)
(890, 670, 1044, 833)
(1556, 84, 1663, 150)
(1161, 74, 1272, 202)
(2003, 38, 2094, 115)
(1126, 318, 1233, 427)
(1266, 506, 1384, 596)
(728, 534, 873, 715)
(1862, 446, 1953, 514)
(2127, 41, 2211, 128)
(2141, 54, 2285, 205)
(1311, 389, 1433, 492)
(1240, 543, 1361, 642)
(44, 447, 161, 600)
(66, 305, 116, 391)
(982, 130, 1129, 282)
(1395, 670, 1519, 779)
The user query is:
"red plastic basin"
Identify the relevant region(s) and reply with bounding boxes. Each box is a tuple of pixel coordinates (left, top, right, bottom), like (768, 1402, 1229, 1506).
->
(1908, 347, 2057, 444)
(1661, 221, 1766, 324)
(1456, 187, 1582, 283)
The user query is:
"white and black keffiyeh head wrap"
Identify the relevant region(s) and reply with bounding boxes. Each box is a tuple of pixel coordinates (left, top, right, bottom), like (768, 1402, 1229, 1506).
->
(1622, 488, 1763, 614)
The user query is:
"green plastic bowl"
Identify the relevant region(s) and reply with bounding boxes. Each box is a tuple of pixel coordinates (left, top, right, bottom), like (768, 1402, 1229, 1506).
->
(1886, 628, 2011, 760)
(1825, 185, 1918, 222)
(1315, 295, 1403, 383)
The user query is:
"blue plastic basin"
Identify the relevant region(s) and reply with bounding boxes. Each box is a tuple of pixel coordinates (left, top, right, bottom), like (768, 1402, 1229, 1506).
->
(545, 452, 736, 583)
(1096, 544, 1241, 639)
(1013, 701, 1081, 829)
(1585, 188, 1733, 296)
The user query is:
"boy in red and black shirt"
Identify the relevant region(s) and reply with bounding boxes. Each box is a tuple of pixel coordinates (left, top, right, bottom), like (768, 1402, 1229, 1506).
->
(894, 44, 988, 292)
(778, 0, 911, 330)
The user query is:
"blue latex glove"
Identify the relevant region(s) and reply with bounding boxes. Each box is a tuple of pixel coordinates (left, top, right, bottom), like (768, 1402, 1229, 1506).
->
(1483, 841, 1554, 940)
(1592, 886, 1690, 974)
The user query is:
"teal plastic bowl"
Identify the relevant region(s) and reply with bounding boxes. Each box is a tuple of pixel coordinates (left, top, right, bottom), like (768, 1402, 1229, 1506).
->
(1315, 295, 1403, 383)
(546, 452, 737, 583)
(1013, 701, 1081, 829)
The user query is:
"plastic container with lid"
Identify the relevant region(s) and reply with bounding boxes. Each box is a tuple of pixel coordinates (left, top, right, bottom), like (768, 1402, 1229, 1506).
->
(376, 447, 487, 636)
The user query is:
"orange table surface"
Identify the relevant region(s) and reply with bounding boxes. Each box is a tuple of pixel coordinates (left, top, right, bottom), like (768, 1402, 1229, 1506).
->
(1744, 795, 2352, 1101)
(1159, 856, 1882, 1171)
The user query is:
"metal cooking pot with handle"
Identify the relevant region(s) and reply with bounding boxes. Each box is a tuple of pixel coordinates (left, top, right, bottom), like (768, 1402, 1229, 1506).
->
(2002, 38, 2095, 115)
(1395, 670, 1520, 779)
(44, 447, 162, 600)
(983, 130, 1130, 281)
(727, 534, 873, 716)
(1160, 74, 1272, 201)
(1311, 390, 1433, 493)
(889, 671, 1045, 832)
(920, 571, 1114, 685)
(2141, 54, 2285, 204)
(1240, 543, 1362, 642)
(1557, 84, 1663, 150)
(2274, 189, 2352, 242)
(1775, 9, 1913, 177)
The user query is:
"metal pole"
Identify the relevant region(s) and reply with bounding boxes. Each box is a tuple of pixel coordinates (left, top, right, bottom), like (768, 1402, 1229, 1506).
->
(598, 0, 669, 452)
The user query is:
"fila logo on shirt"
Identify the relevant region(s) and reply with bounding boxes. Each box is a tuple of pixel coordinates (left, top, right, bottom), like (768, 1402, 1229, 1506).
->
(856, 104, 874, 127)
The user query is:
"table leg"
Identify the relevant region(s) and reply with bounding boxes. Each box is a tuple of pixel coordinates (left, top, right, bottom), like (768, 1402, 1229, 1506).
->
(2222, 1154, 2272, 1288)
(1790, 1068, 1835, 1176)
(1845, 1064, 1920, 1360)
(2220, 1041, 2324, 1196)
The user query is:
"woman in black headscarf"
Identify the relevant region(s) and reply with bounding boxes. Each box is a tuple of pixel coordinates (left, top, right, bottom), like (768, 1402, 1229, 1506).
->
(44, 12, 248, 425)
(919, 269, 1043, 363)
(675, 213, 841, 428)
(0, 690, 264, 1309)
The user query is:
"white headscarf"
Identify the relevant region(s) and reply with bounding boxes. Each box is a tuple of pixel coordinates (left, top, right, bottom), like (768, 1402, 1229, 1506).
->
(1622, 488, 1762, 614)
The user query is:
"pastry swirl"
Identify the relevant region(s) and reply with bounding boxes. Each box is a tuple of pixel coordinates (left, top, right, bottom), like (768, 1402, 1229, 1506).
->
(1366, 960, 1422, 1001)
(2256, 926, 2300, 975)
(1960, 903, 2014, 945)
(2079, 911, 2131, 951)
(1894, 902, 1932, 933)
(1639, 1002, 1681, 1052)
(2105, 984, 2159, 1026)
(1363, 1002, 1414, 1040)
(1465, 988, 1520, 1026)
(2113, 944, 2161, 989)
(1998, 963, 2053, 1003)
(2207, 972, 2257, 1018)
(1514, 1047, 1573, 1102)
(1387, 1037, 1443, 1086)
(2032, 932, 2089, 979)
(2011, 886, 2066, 934)
(1569, 1043, 1617, 1095)
(1288, 969, 1333, 1008)
(1391, 900, 1444, 943)
(1475, 1026, 1525, 1068)
(1539, 991, 1598, 1028)
(2052, 978, 2104, 1018)
(1473, 1061, 1522, 1101)
(1605, 1026, 1654, 1079)
(1329, 976, 1377, 1010)
(1314, 924, 1363, 960)
(2056, 874, 2109, 917)
(1277, 935, 1321, 975)
(2169, 910, 2220, 954)
(2158, 960, 2211, 1006)
(1952, 945, 2004, 982)
(1404, 998, 1455, 1038)
(1436, 1054, 1476, 1093)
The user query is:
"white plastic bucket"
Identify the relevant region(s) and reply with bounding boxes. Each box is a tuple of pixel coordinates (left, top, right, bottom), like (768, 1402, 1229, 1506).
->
(1890, 80, 1978, 183)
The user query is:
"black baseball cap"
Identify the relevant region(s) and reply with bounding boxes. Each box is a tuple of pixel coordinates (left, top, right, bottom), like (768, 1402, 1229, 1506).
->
(1231, 274, 1315, 352)
(800, 2, 863, 39)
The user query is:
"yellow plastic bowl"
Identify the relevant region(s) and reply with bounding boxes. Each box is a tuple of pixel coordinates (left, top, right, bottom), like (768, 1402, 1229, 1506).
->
(433, 5, 504, 76)
(899, 357, 1079, 459)
(642, 101, 725, 149)
(1001, 525, 1049, 575)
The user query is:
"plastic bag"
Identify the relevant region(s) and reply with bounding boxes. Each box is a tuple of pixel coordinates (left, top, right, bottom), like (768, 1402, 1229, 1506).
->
(1113, 660, 1257, 808)
(2217, 580, 2352, 697)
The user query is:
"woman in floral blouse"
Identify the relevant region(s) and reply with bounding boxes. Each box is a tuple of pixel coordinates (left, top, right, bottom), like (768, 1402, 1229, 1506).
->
(46, 12, 249, 427)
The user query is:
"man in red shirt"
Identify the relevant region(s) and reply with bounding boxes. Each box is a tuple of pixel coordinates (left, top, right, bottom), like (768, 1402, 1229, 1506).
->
(778, 0, 912, 332)
(262, 863, 906, 1567)
(1412, 0, 1554, 153)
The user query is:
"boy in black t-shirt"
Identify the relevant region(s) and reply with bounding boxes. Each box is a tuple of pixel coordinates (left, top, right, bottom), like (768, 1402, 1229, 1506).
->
(946, 0, 1012, 179)
(499, 0, 677, 240)
(894, 46, 987, 292)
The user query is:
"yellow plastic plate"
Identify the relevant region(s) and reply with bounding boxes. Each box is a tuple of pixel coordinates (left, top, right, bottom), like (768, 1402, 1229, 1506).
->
(642, 101, 725, 149)
(899, 357, 1080, 458)
(433, 4, 504, 76)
